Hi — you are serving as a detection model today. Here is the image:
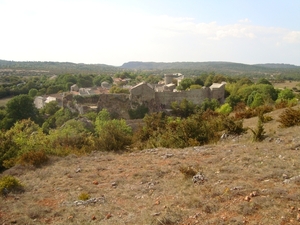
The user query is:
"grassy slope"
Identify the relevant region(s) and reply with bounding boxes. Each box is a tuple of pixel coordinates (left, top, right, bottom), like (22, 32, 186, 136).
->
(1, 107, 300, 224)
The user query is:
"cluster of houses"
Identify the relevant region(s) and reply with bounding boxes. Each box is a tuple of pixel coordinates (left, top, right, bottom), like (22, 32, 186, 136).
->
(34, 74, 225, 118)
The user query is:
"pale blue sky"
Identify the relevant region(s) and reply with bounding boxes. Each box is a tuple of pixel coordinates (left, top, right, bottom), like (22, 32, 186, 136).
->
(1, 0, 300, 66)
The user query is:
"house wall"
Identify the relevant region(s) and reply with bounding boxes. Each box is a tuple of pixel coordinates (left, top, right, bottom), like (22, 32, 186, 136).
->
(97, 94, 131, 119)
(61, 82, 225, 118)
(155, 88, 211, 108)
(129, 83, 155, 103)
(210, 83, 225, 103)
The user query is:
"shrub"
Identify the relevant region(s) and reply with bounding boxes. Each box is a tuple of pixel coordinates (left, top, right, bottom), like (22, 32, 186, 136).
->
(222, 116, 246, 135)
(275, 99, 289, 109)
(179, 165, 198, 179)
(18, 150, 49, 167)
(235, 104, 273, 119)
(249, 114, 265, 142)
(96, 120, 132, 151)
(0, 175, 24, 196)
(278, 107, 300, 127)
(216, 103, 232, 115)
(128, 104, 149, 119)
(78, 192, 90, 201)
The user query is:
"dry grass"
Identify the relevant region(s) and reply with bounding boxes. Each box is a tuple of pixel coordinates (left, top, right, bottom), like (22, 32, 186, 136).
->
(0, 97, 12, 107)
(1, 107, 300, 224)
(272, 81, 300, 90)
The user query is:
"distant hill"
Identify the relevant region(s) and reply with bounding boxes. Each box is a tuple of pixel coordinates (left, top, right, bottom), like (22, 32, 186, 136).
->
(1, 59, 300, 78)
(121, 61, 300, 76)
(253, 63, 299, 69)
(0, 60, 120, 75)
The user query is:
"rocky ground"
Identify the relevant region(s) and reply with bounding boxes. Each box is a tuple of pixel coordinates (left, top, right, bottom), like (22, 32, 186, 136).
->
(1, 107, 300, 225)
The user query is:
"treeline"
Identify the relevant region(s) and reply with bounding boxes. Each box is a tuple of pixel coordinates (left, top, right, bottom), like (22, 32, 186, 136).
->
(2, 59, 300, 81)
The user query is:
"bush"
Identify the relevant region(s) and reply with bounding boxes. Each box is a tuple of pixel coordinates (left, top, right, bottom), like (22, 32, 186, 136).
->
(96, 120, 132, 151)
(78, 192, 90, 201)
(179, 165, 198, 179)
(222, 116, 246, 135)
(18, 150, 49, 167)
(0, 175, 24, 196)
(249, 114, 265, 142)
(235, 104, 273, 119)
(128, 104, 149, 119)
(275, 98, 298, 109)
(216, 103, 232, 115)
(278, 107, 300, 127)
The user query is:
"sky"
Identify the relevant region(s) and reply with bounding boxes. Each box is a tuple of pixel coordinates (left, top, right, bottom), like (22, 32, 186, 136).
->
(1, 0, 300, 66)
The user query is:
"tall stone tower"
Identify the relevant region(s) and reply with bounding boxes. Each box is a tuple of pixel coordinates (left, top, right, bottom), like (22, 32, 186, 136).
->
(164, 74, 174, 85)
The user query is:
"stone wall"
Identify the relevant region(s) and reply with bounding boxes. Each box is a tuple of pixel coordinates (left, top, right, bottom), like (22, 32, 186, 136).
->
(64, 82, 225, 119)
(97, 94, 131, 119)
(155, 88, 211, 109)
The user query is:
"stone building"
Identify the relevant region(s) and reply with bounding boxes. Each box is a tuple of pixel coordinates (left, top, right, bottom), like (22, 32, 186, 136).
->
(37, 74, 226, 119)
(128, 81, 226, 113)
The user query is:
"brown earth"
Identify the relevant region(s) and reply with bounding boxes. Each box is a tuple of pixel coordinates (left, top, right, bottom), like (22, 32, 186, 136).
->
(1, 107, 300, 225)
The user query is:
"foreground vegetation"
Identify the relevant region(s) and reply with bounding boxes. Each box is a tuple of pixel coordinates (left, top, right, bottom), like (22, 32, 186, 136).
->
(1, 60, 300, 223)
(1, 109, 300, 224)
(0, 71, 300, 171)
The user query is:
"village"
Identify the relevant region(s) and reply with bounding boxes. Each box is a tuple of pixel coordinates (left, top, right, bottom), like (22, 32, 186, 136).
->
(34, 73, 225, 119)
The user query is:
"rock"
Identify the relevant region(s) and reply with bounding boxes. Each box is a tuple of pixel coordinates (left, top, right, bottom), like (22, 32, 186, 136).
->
(283, 175, 300, 183)
(76, 168, 81, 173)
(192, 173, 206, 184)
(244, 196, 251, 202)
(106, 213, 112, 219)
(162, 153, 174, 159)
(249, 191, 258, 197)
(92, 180, 99, 185)
(111, 182, 117, 188)
(91, 215, 96, 220)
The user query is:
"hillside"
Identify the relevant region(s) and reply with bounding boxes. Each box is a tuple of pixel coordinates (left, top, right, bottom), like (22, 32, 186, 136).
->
(1, 59, 300, 78)
(0, 60, 120, 75)
(121, 61, 300, 77)
(1, 107, 300, 224)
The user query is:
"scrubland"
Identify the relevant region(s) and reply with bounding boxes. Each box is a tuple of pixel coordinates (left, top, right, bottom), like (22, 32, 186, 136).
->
(1, 107, 300, 225)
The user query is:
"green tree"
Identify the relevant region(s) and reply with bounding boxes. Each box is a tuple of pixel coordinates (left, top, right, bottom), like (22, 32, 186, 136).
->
(128, 104, 149, 119)
(256, 78, 272, 85)
(225, 94, 242, 108)
(177, 78, 194, 91)
(171, 99, 196, 118)
(109, 86, 130, 94)
(77, 74, 93, 88)
(200, 98, 220, 111)
(46, 85, 64, 94)
(95, 109, 132, 151)
(204, 74, 214, 87)
(216, 103, 232, 115)
(5, 95, 38, 129)
(93, 75, 113, 86)
(250, 93, 264, 108)
(278, 88, 295, 100)
(189, 84, 202, 90)
(40, 101, 60, 116)
(28, 88, 38, 98)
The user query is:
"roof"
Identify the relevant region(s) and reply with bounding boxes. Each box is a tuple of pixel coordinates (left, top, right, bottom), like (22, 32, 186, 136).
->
(210, 82, 226, 89)
(131, 82, 153, 90)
